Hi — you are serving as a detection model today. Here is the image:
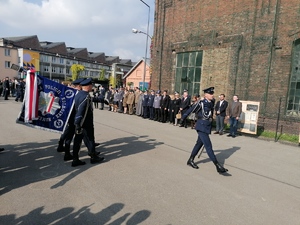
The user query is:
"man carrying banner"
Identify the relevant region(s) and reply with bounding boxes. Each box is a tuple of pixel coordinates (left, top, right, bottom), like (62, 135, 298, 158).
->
(57, 78, 85, 161)
(72, 78, 104, 167)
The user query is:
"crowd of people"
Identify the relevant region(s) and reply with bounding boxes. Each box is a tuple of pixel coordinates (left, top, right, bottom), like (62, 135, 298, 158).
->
(0, 77, 25, 102)
(92, 86, 242, 138)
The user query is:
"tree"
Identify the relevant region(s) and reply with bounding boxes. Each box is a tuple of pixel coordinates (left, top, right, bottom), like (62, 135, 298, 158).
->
(99, 68, 106, 81)
(71, 64, 85, 81)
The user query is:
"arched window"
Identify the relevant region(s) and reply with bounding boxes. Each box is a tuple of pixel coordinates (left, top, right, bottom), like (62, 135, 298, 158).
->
(287, 39, 300, 116)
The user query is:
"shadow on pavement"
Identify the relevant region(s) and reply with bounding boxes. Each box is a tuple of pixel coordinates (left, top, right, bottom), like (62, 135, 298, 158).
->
(0, 202, 151, 225)
(0, 135, 162, 195)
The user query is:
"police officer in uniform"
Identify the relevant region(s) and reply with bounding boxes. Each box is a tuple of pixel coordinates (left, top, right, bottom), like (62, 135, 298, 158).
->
(57, 78, 85, 161)
(72, 78, 104, 167)
(181, 87, 228, 174)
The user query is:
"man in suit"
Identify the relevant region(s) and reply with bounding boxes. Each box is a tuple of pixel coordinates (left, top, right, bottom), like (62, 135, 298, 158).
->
(227, 95, 242, 138)
(214, 94, 228, 135)
(181, 87, 228, 174)
(179, 89, 191, 128)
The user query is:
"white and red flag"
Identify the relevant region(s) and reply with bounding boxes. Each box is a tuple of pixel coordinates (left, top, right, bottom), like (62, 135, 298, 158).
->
(24, 70, 39, 123)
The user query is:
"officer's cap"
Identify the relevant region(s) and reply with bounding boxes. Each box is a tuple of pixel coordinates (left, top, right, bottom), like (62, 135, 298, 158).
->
(183, 89, 188, 92)
(80, 78, 93, 86)
(156, 90, 161, 94)
(174, 91, 179, 95)
(72, 78, 85, 85)
(203, 87, 214, 94)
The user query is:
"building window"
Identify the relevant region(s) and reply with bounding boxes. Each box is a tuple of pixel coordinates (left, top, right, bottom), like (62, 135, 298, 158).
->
(66, 68, 70, 74)
(59, 58, 64, 64)
(5, 49, 11, 56)
(5, 61, 11, 68)
(41, 55, 49, 62)
(43, 66, 49, 72)
(52, 57, 56, 63)
(59, 67, 64, 74)
(287, 39, 300, 116)
(175, 51, 203, 95)
(52, 67, 56, 73)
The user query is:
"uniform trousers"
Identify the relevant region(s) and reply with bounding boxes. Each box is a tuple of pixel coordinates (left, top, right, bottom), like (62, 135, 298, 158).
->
(73, 127, 96, 160)
(191, 131, 217, 162)
(148, 106, 154, 119)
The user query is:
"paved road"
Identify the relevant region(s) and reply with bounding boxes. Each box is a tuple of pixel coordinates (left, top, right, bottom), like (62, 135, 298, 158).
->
(1, 98, 300, 225)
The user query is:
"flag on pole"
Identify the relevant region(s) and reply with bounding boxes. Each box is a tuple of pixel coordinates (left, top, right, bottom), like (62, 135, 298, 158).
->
(17, 71, 77, 134)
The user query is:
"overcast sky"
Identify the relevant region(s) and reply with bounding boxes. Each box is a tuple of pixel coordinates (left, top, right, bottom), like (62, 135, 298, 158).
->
(0, 0, 155, 62)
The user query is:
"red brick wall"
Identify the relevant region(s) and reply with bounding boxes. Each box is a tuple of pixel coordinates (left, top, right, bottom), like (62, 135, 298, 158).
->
(151, 0, 300, 134)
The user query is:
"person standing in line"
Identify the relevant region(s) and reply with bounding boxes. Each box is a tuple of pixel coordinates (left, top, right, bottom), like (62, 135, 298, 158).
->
(181, 87, 228, 174)
(160, 90, 170, 123)
(226, 95, 242, 138)
(122, 89, 129, 114)
(3, 77, 10, 100)
(118, 87, 125, 113)
(147, 90, 155, 120)
(153, 90, 162, 122)
(127, 89, 135, 115)
(72, 78, 104, 167)
(179, 89, 191, 128)
(98, 85, 106, 110)
(142, 90, 149, 118)
(214, 94, 228, 135)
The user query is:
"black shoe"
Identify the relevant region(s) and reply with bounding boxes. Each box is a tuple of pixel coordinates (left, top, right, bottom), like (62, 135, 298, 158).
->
(187, 157, 199, 169)
(213, 131, 219, 134)
(57, 145, 65, 152)
(227, 134, 232, 137)
(64, 153, 73, 161)
(219, 132, 223, 135)
(95, 142, 100, 147)
(179, 124, 184, 127)
(88, 151, 100, 157)
(232, 135, 236, 138)
(0, 148, 4, 152)
(71, 159, 86, 167)
(90, 155, 105, 164)
(214, 161, 228, 173)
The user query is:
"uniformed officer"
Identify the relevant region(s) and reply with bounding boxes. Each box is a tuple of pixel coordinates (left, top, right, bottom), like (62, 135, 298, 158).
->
(181, 87, 228, 173)
(72, 78, 104, 167)
(57, 78, 85, 161)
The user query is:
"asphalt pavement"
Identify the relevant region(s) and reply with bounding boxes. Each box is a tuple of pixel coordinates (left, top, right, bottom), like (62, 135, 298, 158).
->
(0, 98, 300, 225)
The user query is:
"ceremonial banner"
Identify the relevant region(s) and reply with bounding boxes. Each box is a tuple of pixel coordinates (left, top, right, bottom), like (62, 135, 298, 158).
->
(17, 70, 77, 134)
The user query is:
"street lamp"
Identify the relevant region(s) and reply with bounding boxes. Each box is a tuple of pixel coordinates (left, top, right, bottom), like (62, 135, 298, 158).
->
(134, 0, 150, 91)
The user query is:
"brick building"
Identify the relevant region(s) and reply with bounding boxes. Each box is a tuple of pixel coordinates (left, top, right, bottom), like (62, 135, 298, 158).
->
(151, 0, 300, 135)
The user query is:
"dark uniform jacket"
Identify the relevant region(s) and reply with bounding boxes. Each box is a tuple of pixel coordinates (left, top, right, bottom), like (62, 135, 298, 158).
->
(182, 98, 214, 134)
(147, 94, 155, 107)
(180, 96, 191, 112)
(74, 90, 93, 129)
(160, 95, 170, 109)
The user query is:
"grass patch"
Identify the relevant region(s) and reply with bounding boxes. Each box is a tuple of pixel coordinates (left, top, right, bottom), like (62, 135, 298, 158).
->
(257, 127, 299, 144)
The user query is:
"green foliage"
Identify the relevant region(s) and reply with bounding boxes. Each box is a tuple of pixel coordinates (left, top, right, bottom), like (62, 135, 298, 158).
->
(99, 68, 106, 81)
(71, 64, 85, 81)
(257, 127, 298, 143)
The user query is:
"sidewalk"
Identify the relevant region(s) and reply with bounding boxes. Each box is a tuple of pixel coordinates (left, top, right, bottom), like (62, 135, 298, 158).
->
(0, 98, 299, 225)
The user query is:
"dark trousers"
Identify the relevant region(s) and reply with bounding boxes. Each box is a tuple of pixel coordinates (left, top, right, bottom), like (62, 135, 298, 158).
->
(215, 115, 225, 132)
(4, 89, 9, 100)
(58, 123, 76, 153)
(143, 106, 149, 118)
(229, 117, 239, 135)
(149, 107, 154, 119)
(161, 108, 168, 122)
(154, 108, 161, 121)
(73, 127, 95, 160)
(191, 131, 217, 162)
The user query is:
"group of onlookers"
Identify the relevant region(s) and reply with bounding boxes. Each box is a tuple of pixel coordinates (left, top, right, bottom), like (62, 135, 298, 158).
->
(0, 77, 25, 102)
(95, 86, 243, 137)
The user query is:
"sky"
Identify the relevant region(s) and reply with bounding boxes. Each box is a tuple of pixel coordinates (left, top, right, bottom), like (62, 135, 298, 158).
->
(0, 0, 155, 62)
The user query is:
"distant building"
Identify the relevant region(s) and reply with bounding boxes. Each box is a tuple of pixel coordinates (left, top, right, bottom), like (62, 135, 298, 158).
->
(0, 35, 134, 82)
(123, 59, 151, 90)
